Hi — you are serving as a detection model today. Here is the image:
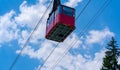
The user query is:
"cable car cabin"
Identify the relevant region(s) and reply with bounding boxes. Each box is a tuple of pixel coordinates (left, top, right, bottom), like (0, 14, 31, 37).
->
(45, 5, 75, 42)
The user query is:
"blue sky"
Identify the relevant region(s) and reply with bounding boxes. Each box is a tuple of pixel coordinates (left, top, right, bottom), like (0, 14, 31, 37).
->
(0, 0, 120, 70)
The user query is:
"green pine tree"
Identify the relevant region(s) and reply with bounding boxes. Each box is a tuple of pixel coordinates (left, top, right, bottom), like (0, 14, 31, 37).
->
(118, 64, 120, 70)
(101, 37, 120, 70)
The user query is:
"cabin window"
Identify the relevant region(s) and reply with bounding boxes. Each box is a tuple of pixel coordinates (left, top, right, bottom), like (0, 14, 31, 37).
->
(63, 6, 73, 17)
(57, 6, 62, 14)
(47, 12, 55, 25)
(56, 5, 75, 17)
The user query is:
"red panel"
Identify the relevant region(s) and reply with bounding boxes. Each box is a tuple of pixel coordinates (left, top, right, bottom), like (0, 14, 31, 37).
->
(46, 13, 75, 39)
(46, 18, 57, 36)
(57, 14, 75, 27)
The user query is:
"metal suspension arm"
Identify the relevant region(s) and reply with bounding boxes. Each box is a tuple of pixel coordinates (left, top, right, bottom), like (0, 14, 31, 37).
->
(49, 0, 61, 17)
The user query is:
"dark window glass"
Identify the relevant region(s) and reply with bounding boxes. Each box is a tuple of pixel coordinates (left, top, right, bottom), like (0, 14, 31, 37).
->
(57, 6, 62, 14)
(47, 12, 55, 25)
(63, 6, 73, 16)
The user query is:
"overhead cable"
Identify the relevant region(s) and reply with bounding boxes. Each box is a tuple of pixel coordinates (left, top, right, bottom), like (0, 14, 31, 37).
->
(9, 0, 53, 70)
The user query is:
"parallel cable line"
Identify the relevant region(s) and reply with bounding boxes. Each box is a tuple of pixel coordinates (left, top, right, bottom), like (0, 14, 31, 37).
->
(38, 0, 91, 70)
(38, 43, 60, 70)
(80, 0, 111, 35)
(50, 0, 111, 70)
(9, 0, 53, 70)
(76, 0, 91, 20)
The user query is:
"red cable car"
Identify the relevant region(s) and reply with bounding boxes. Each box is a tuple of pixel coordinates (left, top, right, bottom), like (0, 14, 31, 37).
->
(45, 0, 75, 42)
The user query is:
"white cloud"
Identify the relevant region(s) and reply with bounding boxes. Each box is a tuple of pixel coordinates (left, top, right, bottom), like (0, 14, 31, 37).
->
(0, 0, 50, 48)
(0, 0, 49, 46)
(0, 10, 19, 43)
(15, 1, 47, 29)
(64, 33, 82, 48)
(85, 28, 114, 45)
(39, 0, 48, 4)
(37, 49, 105, 70)
(0, 0, 48, 45)
(17, 27, 114, 70)
(78, 27, 114, 50)
(16, 40, 56, 60)
(14, 0, 50, 46)
(15, 33, 82, 70)
(118, 57, 120, 64)
(65, 0, 82, 7)
(16, 33, 81, 59)
(18, 30, 30, 46)
(29, 24, 46, 44)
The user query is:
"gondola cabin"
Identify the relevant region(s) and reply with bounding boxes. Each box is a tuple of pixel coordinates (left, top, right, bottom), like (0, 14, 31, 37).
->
(45, 5, 75, 42)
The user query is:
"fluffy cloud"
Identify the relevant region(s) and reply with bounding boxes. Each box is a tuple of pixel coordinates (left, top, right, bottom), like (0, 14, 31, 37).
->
(16, 33, 80, 59)
(15, 0, 57, 58)
(15, 1, 51, 46)
(18, 27, 114, 70)
(85, 27, 114, 45)
(0, 0, 48, 46)
(36, 49, 105, 70)
(0, 10, 18, 43)
(36, 28, 114, 70)
(65, 0, 82, 7)
(18, 30, 29, 46)
(118, 57, 120, 64)
(15, 1, 47, 28)
(39, 0, 48, 4)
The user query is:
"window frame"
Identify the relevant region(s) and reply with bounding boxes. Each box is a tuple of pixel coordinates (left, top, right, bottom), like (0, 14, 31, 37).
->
(62, 5, 75, 17)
